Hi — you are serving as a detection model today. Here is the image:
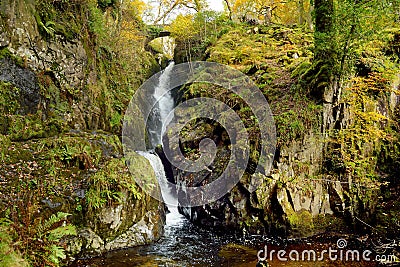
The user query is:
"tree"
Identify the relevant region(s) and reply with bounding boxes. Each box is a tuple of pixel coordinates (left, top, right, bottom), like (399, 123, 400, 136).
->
(145, 0, 207, 24)
(313, 0, 335, 101)
(166, 14, 198, 61)
(223, 0, 233, 20)
(312, 0, 400, 103)
(222, 0, 313, 26)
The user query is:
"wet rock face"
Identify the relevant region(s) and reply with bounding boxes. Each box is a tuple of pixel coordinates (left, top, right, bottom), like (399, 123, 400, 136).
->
(0, 0, 112, 132)
(0, 0, 166, 263)
(174, 120, 354, 237)
(0, 132, 166, 259)
(65, 149, 166, 258)
(0, 58, 39, 114)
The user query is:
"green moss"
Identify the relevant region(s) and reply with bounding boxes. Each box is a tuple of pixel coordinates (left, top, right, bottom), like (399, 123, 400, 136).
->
(35, 0, 82, 40)
(0, 81, 21, 114)
(0, 48, 24, 67)
(201, 24, 321, 145)
(0, 134, 10, 162)
(286, 209, 314, 237)
(313, 214, 348, 233)
(2, 114, 66, 141)
(0, 221, 29, 267)
(86, 158, 142, 210)
(148, 38, 165, 54)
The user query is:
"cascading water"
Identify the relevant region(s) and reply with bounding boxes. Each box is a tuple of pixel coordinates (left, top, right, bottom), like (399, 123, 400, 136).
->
(140, 61, 180, 208)
(72, 62, 273, 267)
(137, 151, 177, 207)
(148, 61, 176, 148)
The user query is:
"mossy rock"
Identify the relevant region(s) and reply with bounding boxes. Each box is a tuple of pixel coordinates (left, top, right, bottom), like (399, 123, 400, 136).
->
(0, 81, 21, 114)
(286, 209, 314, 237)
(1, 114, 66, 141)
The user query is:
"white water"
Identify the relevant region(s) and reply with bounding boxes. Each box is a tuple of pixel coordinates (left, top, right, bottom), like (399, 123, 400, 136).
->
(140, 61, 180, 218)
(149, 61, 175, 147)
(137, 151, 178, 208)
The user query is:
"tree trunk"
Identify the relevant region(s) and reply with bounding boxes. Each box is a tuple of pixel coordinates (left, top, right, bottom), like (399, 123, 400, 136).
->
(315, 0, 333, 33)
(223, 0, 233, 20)
(313, 0, 335, 101)
(297, 0, 305, 25)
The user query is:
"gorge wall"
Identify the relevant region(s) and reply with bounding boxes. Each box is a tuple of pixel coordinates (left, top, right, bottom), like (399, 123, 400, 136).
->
(0, 0, 165, 261)
(173, 24, 400, 238)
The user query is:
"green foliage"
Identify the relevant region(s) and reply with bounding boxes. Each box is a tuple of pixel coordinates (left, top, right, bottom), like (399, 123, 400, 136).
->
(309, 0, 400, 98)
(1, 113, 66, 141)
(34, 212, 77, 265)
(3, 191, 76, 267)
(205, 24, 319, 145)
(0, 48, 24, 67)
(86, 159, 142, 210)
(169, 11, 232, 62)
(274, 100, 322, 145)
(331, 73, 397, 183)
(147, 25, 163, 39)
(88, 0, 107, 39)
(35, 0, 82, 40)
(0, 135, 10, 162)
(0, 219, 29, 267)
(36, 15, 56, 37)
(98, 0, 116, 9)
(0, 81, 20, 114)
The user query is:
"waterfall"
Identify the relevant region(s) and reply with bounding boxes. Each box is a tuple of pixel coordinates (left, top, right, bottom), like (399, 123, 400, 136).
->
(148, 61, 175, 147)
(137, 151, 177, 207)
(140, 61, 178, 208)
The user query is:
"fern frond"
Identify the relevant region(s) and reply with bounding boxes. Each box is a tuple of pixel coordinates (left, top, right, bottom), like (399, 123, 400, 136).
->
(47, 225, 77, 242)
(37, 212, 71, 237)
(47, 245, 66, 264)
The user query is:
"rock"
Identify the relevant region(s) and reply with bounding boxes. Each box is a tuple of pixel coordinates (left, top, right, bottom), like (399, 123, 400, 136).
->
(0, 58, 39, 114)
(68, 228, 105, 256)
(175, 126, 351, 237)
(105, 209, 164, 251)
(70, 153, 166, 257)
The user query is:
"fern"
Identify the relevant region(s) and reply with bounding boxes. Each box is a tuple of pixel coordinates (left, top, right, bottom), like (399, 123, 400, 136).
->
(34, 212, 77, 265)
(47, 245, 67, 265)
(0, 219, 29, 267)
(36, 212, 72, 238)
(47, 225, 77, 242)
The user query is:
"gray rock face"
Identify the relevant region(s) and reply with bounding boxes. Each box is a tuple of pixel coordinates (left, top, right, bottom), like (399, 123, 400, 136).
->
(63, 153, 166, 259)
(68, 208, 165, 258)
(175, 127, 368, 237)
(105, 210, 164, 251)
(0, 0, 166, 260)
(0, 0, 87, 90)
(0, 58, 39, 114)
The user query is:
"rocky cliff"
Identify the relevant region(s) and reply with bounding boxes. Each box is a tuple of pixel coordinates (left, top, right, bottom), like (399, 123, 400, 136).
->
(174, 24, 400, 238)
(0, 0, 165, 262)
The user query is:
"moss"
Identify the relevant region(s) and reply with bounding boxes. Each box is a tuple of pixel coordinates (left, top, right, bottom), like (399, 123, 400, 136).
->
(0, 222, 29, 267)
(35, 0, 82, 41)
(200, 24, 322, 146)
(148, 38, 165, 54)
(0, 81, 21, 114)
(286, 209, 314, 237)
(0, 134, 10, 162)
(312, 214, 348, 233)
(0, 48, 24, 67)
(86, 157, 143, 211)
(2, 114, 66, 141)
